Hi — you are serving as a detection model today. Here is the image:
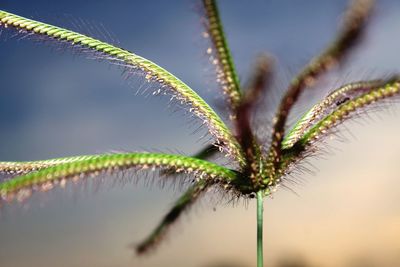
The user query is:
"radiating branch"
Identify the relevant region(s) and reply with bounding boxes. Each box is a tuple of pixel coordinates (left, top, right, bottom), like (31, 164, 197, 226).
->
(281, 77, 400, 173)
(0, 155, 93, 176)
(282, 79, 385, 149)
(136, 180, 208, 254)
(191, 144, 219, 160)
(0, 153, 238, 203)
(160, 144, 219, 176)
(202, 0, 242, 114)
(0, 9, 245, 166)
(298, 78, 400, 148)
(241, 55, 274, 114)
(264, 0, 374, 186)
(235, 55, 273, 186)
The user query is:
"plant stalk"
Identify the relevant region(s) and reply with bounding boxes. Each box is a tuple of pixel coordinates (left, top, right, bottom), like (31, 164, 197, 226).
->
(257, 190, 264, 267)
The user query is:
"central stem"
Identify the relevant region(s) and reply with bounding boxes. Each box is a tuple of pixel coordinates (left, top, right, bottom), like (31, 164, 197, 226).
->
(257, 190, 264, 267)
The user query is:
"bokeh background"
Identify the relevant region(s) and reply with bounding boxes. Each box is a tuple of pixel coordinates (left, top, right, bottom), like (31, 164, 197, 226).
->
(0, 0, 400, 266)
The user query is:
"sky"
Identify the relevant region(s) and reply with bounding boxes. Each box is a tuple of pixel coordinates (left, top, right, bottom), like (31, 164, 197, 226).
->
(0, 0, 400, 266)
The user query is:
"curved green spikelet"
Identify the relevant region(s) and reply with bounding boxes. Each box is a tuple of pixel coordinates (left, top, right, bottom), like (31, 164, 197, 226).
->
(299, 79, 400, 147)
(160, 144, 219, 177)
(265, 0, 373, 182)
(202, 0, 242, 112)
(136, 180, 208, 254)
(282, 79, 385, 149)
(0, 155, 92, 175)
(0, 10, 245, 166)
(0, 153, 238, 202)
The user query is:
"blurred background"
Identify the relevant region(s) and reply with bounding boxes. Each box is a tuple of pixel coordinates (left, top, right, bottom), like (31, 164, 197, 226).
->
(0, 0, 400, 266)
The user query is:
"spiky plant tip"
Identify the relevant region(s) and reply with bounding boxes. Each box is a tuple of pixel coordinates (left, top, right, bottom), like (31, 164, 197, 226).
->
(1, 1, 398, 266)
(232, 54, 273, 187)
(0, 155, 96, 177)
(0, 9, 245, 166)
(300, 79, 400, 147)
(282, 78, 390, 150)
(278, 78, 400, 181)
(201, 0, 242, 113)
(264, 0, 375, 187)
(135, 180, 208, 254)
(0, 153, 240, 204)
(243, 54, 274, 100)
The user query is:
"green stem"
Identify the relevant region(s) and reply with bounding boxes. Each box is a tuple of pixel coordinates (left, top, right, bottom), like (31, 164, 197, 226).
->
(257, 190, 264, 267)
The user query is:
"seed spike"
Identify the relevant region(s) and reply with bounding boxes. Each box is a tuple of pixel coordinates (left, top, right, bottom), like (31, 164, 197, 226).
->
(0, 9, 245, 166)
(300, 79, 400, 147)
(136, 180, 208, 254)
(160, 144, 219, 176)
(235, 54, 273, 186)
(0, 153, 239, 201)
(280, 78, 400, 174)
(0, 155, 94, 176)
(265, 0, 374, 184)
(282, 79, 386, 150)
(202, 0, 242, 113)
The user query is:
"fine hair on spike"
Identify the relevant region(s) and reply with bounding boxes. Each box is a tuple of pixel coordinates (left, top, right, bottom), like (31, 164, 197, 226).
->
(299, 79, 400, 148)
(234, 54, 273, 187)
(201, 0, 242, 115)
(0, 10, 245, 166)
(264, 0, 374, 186)
(160, 144, 220, 176)
(136, 180, 209, 254)
(282, 78, 389, 149)
(0, 153, 240, 204)
(4, 1, 400, 264)
(280, 78, 400, 177)
(0, 155, 96, 177)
